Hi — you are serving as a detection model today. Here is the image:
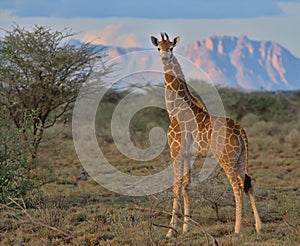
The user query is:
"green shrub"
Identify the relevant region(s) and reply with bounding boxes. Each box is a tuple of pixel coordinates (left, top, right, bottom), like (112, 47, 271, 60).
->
(218, 87, 299, 123)
(0, 127, 35, 203)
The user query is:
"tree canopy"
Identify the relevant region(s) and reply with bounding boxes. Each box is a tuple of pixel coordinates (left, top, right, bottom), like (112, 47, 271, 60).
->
(0, 25, 110, 160)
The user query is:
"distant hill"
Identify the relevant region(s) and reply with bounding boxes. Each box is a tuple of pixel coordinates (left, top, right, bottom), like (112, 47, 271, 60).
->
(178, 35, 300, 90)
(73, 35, 300, 90)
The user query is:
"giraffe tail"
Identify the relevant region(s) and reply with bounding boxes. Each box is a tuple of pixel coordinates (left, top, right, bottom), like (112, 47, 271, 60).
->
(244, 174, 252, 194)
(240, 128, 249, 172)
(240, 127, 252, 195)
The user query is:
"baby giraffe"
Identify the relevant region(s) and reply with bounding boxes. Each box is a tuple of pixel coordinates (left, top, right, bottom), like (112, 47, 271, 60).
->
(151, 33, 262, 238)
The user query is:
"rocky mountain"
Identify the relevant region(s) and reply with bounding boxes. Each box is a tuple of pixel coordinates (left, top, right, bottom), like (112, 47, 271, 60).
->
(177, 35, 300, 90)
(82, 35, 300, 91)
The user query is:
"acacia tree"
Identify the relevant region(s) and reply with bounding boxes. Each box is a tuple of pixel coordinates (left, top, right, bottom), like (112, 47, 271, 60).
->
(0, 25, 110, 162)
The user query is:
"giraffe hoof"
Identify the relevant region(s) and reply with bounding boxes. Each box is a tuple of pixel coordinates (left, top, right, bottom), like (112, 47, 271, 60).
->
(234, 227, 241, 234)
(166, 229, 176, 238)
(183, 224, 190, 233)
(256, 221, 263, 234)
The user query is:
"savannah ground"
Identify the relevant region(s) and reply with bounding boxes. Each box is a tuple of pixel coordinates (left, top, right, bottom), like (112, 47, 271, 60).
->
(1, 88, 300, 245)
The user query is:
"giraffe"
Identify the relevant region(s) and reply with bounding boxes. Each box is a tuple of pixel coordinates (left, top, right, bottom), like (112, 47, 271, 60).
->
(151, 33, 262, 238)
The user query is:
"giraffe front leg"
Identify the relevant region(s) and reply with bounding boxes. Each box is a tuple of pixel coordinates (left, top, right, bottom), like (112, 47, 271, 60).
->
(182, 171, 191, 233)
(166, 180, 181, 238)
(166, 158, 182, 238)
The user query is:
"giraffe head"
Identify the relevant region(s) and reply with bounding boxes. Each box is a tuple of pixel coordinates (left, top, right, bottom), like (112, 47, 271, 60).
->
(151, 33, 180, 61)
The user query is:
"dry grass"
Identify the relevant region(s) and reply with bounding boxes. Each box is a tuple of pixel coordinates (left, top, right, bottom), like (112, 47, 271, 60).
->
(1, 116, 300, 245)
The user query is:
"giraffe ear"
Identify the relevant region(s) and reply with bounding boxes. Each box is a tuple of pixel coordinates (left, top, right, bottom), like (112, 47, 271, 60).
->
(151, 36, 159, 47)
(173, 36, 180, 46)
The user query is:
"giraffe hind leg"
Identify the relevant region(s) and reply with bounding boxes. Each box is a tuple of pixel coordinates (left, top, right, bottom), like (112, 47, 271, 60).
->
(233, 183, 243, 233)
(223, 167, 243, 234)
(244, 174, 262, 233)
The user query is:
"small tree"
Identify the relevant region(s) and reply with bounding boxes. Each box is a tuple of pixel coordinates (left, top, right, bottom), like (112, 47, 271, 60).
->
(0, 25, 110, 162)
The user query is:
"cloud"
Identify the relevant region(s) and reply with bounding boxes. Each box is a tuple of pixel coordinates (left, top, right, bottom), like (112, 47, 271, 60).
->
(81, 24, 121, 45)
(81, 24, 141, 48)
(0, 2, 299, 55)
(116, 33, 140, 47)
(0, 0, 295, 19)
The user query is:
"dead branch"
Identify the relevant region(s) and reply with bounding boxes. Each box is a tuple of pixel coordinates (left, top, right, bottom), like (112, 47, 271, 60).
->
(7, 197, 80, 246)
(133, 205, 218, 246)
(152, 222, 178, 237)
(282, 214, 299, 234)
(187, 216, 218, 246)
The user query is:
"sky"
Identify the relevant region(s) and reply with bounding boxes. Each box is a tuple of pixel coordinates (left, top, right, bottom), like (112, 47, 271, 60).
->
(0, 0, 300, 56)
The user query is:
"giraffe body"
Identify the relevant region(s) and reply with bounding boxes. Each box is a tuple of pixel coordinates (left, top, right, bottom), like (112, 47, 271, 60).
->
(151, 33, 262, 237)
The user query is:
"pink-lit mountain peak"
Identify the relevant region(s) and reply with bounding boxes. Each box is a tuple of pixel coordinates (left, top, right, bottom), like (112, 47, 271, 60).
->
(176, 35, 299, 90)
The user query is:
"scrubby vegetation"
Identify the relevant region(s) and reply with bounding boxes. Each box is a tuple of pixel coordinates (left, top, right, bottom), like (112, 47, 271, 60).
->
(0, 127, 34, 204)
(0, 25, 299, 245)
(1, 83, 300, 245)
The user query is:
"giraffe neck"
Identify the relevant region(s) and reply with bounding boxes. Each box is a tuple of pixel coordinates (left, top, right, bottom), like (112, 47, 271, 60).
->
(162, 56, 207, 115)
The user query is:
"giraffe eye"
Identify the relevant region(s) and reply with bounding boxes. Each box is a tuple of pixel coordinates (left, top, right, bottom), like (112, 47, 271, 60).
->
(158, 48, 161, 51)
(170, 47, 173, 52)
